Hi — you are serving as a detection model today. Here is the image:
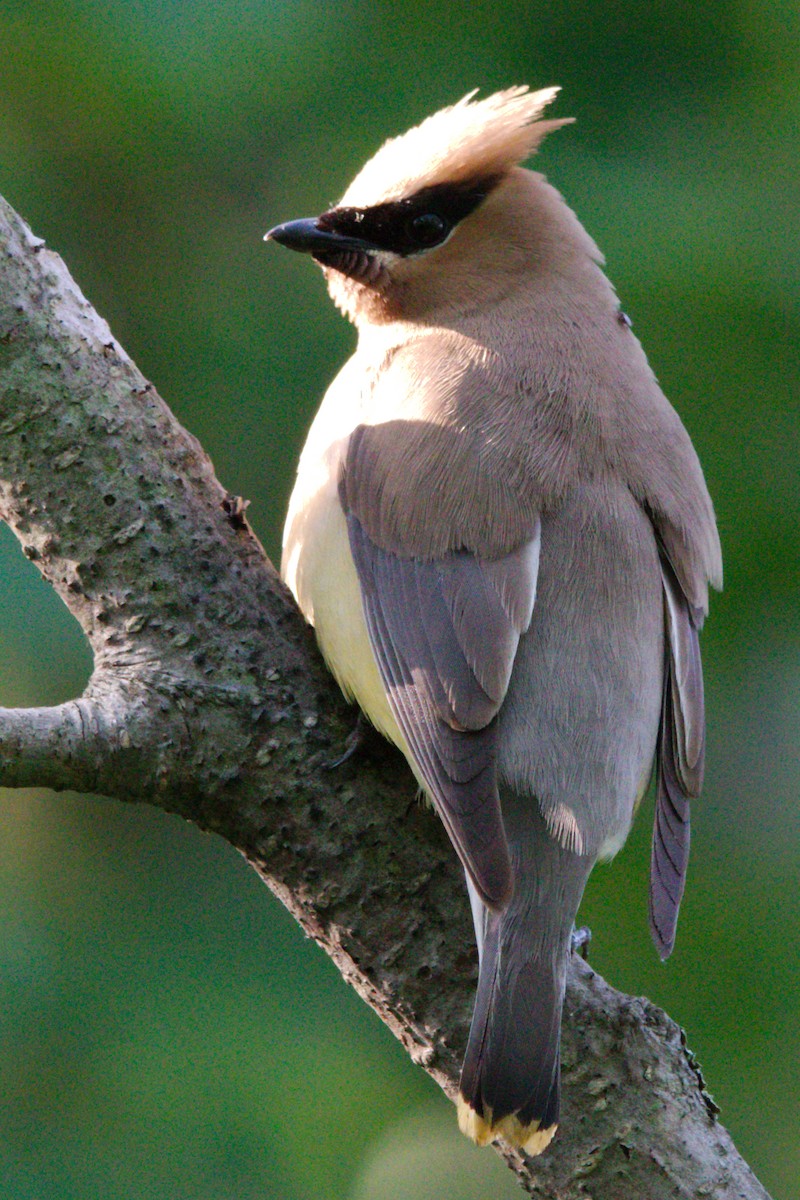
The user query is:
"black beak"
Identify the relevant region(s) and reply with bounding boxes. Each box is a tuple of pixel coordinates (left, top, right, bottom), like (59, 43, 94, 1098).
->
(264, 218, 374, 256)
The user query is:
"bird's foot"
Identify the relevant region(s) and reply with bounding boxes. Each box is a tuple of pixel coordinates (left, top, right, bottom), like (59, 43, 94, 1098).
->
(571, 925, 592, 960)
(324, 711, 369, 770)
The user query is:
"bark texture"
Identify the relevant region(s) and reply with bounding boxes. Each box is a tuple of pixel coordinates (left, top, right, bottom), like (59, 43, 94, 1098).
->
(0, 195, 771, 1199)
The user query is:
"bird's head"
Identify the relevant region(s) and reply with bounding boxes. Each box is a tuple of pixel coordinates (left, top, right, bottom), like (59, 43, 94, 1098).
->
(266, 87, 572, 325)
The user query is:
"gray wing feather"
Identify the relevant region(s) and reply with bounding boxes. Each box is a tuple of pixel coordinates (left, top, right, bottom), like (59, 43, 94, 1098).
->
(662, 563, 705, 786)
(649, 556, 706, 959)
(346, 511, 540, 911)
(444, 536, 540, 705)
(481, 536, 540, 631)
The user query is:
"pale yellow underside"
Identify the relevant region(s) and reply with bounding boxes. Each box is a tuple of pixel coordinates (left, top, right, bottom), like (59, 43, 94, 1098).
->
(285, 486, 402, 746)
(457, 1095, 557, 1156)
(281, 356, 411, 759)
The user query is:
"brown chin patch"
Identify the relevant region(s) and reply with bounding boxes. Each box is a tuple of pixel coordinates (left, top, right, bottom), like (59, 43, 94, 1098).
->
(313, 249, 387, 286)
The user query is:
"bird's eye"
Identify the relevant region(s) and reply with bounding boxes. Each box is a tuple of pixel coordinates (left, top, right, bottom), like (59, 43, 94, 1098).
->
(407, 212, 449, 249)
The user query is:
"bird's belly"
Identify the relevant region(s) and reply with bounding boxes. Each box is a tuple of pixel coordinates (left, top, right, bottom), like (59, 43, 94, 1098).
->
(282, 447, 403, 750)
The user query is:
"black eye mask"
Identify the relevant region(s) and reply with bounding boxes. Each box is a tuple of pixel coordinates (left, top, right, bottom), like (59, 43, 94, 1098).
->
(317, 176, 501, 257)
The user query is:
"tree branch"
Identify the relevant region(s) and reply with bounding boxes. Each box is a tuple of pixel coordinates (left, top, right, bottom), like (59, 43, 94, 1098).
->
(0, 194, 771, 1199)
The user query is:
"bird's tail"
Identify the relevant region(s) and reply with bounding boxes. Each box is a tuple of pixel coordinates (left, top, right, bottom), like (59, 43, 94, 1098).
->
(457, 802, 594, 1156)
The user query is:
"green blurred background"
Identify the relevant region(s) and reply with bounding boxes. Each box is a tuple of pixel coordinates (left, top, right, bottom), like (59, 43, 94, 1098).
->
(0, 2, 798, 1197)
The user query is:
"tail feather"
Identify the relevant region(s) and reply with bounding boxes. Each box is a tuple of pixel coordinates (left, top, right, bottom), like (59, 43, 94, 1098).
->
(458, 801, 594, 1155)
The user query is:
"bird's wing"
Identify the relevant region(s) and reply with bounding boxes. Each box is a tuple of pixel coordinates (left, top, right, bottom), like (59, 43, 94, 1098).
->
(649, 552, 706, 958)
(342, 425, 540, 911)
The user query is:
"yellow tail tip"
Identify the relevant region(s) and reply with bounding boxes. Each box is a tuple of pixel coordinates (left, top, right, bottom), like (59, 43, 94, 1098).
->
(457, 1096, 557, 1156)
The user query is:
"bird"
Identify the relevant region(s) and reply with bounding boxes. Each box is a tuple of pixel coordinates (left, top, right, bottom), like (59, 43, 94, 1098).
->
(266, 86, 721, 1156)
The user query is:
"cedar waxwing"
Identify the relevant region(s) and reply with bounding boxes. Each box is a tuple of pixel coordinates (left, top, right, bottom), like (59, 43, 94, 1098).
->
(267, 87, 721, 1156)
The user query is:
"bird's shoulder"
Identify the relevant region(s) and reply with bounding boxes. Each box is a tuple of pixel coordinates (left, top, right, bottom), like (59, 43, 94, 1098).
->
(338, 327, 569, 560)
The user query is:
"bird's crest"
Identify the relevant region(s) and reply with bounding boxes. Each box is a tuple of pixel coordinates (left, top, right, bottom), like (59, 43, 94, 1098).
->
(339, 87, 569, 208)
